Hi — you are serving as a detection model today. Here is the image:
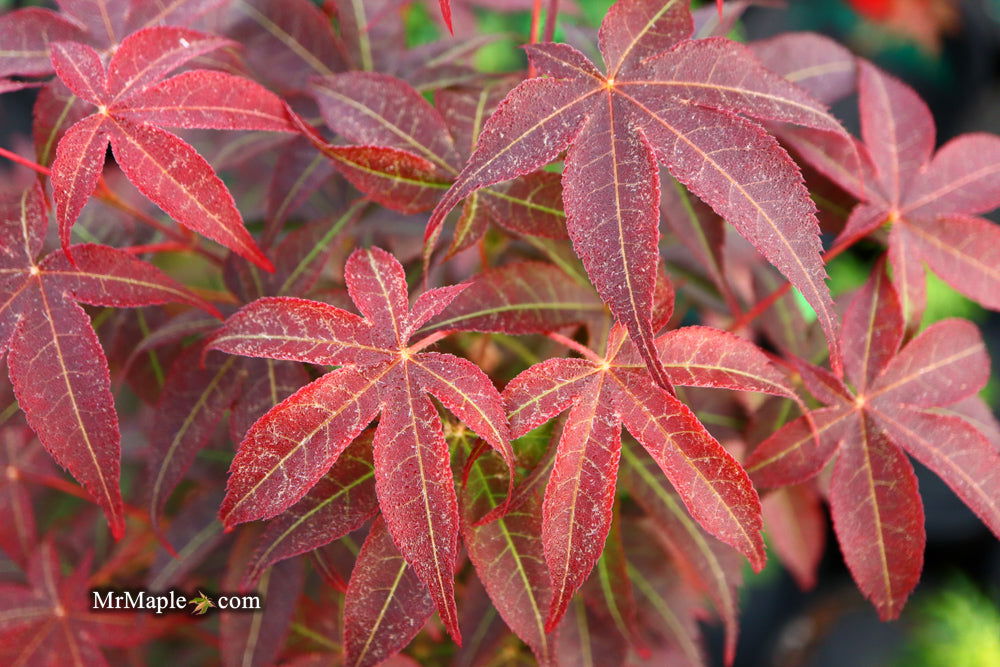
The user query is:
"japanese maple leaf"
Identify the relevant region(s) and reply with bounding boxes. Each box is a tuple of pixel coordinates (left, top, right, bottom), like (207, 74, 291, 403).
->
(787, 60, 1000, 329)
(302, 74, 565, 257)
(427, 0, 850, 387)
(205, 246, 516, 643)
(501, 312, 809, 628)
(0, 0, 224, 78)
(48, 26, 299, 269)
(0, 542, 161, 665)
(746, 261, 1000, 619)
(0, 185, 216, 539)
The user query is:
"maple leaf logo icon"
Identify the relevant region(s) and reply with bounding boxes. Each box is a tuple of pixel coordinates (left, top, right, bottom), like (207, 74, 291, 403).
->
(189, 591, 215, 616)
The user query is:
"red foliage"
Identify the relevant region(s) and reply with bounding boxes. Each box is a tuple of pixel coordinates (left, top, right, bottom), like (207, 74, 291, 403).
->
(0, 1, 996, 664)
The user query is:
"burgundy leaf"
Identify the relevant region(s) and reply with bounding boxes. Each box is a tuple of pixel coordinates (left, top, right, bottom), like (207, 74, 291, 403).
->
(502, 321, 765, 631)
(225, 0, 347, 93)
(210, 246, 516, 643)
(421, 261, 605, 336)
(219, 367, 381, 527)
(653, 326, 799, 399)
(51, 114, 110, 249)
(40, 243, 218, 313)
(792, 59, 1000, 322)
(858, 61, 934, 204)
(620, 442, 741, 664)
(147, 347, 244, 536)
(906, 133, 1000, 218)
(623, 517, 708, 667)
(829, 419, 924, 620)
(541, 376, 622, 629)
(615, 368, 765, 571)
(894, 215, 1000, 310)
(46, 26, 292, 268)
(749, 276, 998, 622)
(750, 32, 856, 106)
(48, 41, 105, 105)
(872, 407, 1000, 539)
(869, 319, 988, 409)
(9, 294, 122, 538)
(745, 406, 852, 487)
(343, 517, 435, 667)
(762, 484, 825, 590)
(105, 27, 232, 101)
(245, 432, 378, 584)
(0, 8, 87, 78)
(121, 70, 296, 132)
(0, 542, 158, 664)
(429, 9, 846, 378)
(463, 447, 554, 664)
(373, 369, 462, 641)
(108, 119, 273, 269)
(841, 261, 903, 391)
(221, 548, 305, 667)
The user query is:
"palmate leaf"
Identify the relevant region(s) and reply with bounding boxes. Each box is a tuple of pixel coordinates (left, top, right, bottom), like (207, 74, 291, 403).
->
(502, 319, 789, 630)
(788, 60, 1000, 329)
(48, 26, 298, 269)
(0, 0, 224, 77)
(207, 246, 516, 643)
(0, 541, 160, 665)
(746, 262, 1000, 619)
(427, 0, 849, 384)
(0, 185, 215, 539)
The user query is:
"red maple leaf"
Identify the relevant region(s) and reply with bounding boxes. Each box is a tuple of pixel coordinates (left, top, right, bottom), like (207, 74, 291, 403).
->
(0, 542, 162, 665)
(0, 0, 220, 78)
(501, 308, 804, 629)
(426, 0, 849, 388)
(47, 26, 298, 269)
(206, 246, 516, 643)
(0, 185, 216, 538)
(746, 261, 1000, 619)
(787, 60, 1000, 329)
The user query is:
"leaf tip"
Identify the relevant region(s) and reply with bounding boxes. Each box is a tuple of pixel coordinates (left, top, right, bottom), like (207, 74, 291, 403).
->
(439, 0, 454, 34)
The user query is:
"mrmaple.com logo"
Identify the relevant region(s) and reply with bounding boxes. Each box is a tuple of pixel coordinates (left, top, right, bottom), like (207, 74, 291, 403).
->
(91, 589, 261, 615)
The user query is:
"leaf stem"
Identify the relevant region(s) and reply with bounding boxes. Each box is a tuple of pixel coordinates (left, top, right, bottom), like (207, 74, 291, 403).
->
(546, 331, 603, 363)
(0, 146, 51, 176)
(542, 0, 560, 42)
(728, 224, 879, 333)
(528, 0, 543, 77)
(409, 329, 453, 353)
(1, 145, 226, 265)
